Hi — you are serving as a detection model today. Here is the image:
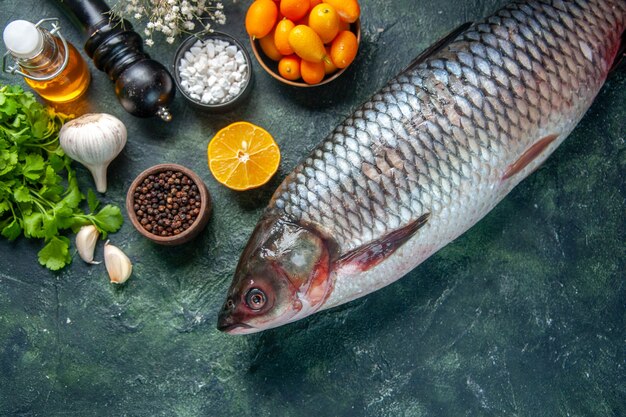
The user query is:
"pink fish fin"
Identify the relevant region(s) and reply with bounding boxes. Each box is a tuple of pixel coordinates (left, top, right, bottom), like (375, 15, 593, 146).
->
(503, 134, 559, 180)
(404, 21, 472, 73)
(335, 212, 430, 273)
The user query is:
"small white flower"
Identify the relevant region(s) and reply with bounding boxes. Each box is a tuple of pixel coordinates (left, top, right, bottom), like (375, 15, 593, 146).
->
(113, 0, 226, 47)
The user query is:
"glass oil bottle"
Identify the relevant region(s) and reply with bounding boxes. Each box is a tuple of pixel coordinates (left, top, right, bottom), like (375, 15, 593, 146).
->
(2, 18, 90, 103)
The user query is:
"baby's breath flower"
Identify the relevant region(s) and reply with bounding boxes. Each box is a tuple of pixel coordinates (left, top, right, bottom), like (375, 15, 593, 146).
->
(111, 0, 226, 47)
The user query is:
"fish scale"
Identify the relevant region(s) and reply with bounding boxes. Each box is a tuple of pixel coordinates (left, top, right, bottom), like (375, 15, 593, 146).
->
(243, 0, 625, 317)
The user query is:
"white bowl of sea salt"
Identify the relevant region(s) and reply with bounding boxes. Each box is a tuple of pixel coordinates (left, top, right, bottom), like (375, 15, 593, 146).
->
(173, 32, 253, 112)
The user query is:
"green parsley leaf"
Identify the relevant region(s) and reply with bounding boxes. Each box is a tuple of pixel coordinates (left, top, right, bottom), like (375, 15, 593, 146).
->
(0, 151, 18, 176)
(23, 212, 44, 238)
(87, 188, 100, 213)
(13, 185, 31, 202)
(0, 200, 10, 216)
(91, 204, 124, 238)
(38, 236, 71, 271)
(60, 175, 84, 209)
(1, 218, 22, 240)
(54, 204, 78, 230)
(0, 93, 18, 118)
(42, 212, 59, 240)
(48, 153, 65, 173)
(22, 153, 45, 181)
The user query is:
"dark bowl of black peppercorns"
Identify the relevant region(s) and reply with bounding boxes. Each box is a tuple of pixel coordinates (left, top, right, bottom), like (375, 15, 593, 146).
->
(126, 163, 212, 245)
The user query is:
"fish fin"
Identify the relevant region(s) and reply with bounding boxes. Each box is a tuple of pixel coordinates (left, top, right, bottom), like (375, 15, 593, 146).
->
(404, 21, 473, 73)
(503, 134, 559, 180)
(335, 213, 430, 273)
(609, 30, 625, 74)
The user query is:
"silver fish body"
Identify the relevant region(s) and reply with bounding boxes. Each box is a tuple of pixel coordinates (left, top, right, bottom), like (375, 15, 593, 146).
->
(218, 0, 625, 334)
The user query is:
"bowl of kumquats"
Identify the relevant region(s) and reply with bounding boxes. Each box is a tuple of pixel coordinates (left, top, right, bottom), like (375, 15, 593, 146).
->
(246, 0, 361, 87)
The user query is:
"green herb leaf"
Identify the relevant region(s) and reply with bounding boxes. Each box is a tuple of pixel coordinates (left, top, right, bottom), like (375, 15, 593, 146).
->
(38, 236, 71, 271)
(54, 204, 78, 230)
(22, 153, 45, 180)
(87, 188, 100, 213)
(91, 204, 124, 238)
(13, 185, 31, 202)
(42, 212, 59, 240)
(1, 218, 22, 240)
(0, 200, 10, 216)
(0, 151, 18, 176)
(48, 153, 65, 173)
(23, 212, 44, 238)
(0, 93, 18, 118)
(60, 176, 84, 209)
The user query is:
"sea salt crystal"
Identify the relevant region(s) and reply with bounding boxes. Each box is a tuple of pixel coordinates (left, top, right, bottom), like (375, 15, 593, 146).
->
(235, 51, 245, 64)
(229, 86, 241, 96)
(226, 45, 237, 57)
(178, 38, 249, 105)
(205, 42, 215, 59)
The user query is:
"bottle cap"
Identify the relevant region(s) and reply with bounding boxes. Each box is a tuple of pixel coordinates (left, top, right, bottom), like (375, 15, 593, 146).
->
(3, 20, 44, 59)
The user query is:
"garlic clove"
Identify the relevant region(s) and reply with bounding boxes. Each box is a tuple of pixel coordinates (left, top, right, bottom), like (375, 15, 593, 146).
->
(59, 113, 127, 193)
(76, 225, 101, 264)
(104, 240, 133, 284)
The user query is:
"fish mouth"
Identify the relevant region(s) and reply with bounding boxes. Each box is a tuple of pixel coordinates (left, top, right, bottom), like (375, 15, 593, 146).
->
(217, 316, 256, 334)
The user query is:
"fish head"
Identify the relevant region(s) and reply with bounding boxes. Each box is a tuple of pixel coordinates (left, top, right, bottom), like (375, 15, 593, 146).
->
(217, 215, 333, 334)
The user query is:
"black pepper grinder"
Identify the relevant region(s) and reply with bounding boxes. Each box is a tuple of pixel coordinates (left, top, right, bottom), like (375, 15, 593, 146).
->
(53, 0, 175, 121)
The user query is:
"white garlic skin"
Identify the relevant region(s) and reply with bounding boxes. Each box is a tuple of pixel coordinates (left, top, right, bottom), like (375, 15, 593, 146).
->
(59, 113, 127, 193)
(104, 241, 133, 284)
(75, 225, 100, 264)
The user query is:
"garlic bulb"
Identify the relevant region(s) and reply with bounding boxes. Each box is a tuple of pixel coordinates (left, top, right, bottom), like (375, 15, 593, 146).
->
(104, 241, 133, 284)
(76, 225, 100, 264)
(59, 113, 127, 193)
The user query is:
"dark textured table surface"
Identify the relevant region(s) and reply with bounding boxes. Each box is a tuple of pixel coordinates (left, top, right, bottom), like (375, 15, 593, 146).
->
(1, 0, 624, 416)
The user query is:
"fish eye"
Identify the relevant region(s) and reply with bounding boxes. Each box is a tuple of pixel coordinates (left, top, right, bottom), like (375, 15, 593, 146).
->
(245, 288, 267, 310)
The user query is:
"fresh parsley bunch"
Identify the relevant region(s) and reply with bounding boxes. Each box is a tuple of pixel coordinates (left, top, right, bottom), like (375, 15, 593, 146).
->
(0, 84, 123, 271)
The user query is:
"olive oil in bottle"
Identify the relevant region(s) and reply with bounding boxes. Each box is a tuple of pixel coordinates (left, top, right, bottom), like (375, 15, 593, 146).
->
(2, 19, 90, 103)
